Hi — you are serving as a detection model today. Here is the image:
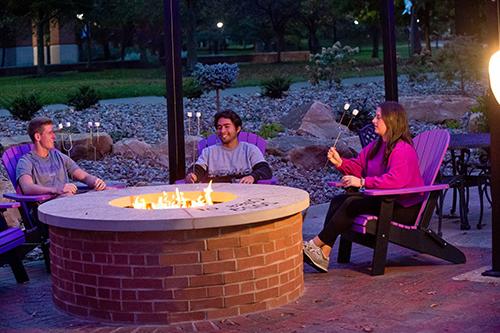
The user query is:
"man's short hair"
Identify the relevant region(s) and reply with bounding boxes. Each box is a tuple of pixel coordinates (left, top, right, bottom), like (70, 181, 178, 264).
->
(213, 110, 242, 129)
(28, 117, 53, 142)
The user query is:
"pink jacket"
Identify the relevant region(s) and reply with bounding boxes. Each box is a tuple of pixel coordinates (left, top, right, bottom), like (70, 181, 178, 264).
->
(337, 140, 424, 207)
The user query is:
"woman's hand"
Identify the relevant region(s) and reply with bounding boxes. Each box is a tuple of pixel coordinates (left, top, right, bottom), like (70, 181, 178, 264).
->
(327, 147, 342, 168)
(341, 175, 362, 188)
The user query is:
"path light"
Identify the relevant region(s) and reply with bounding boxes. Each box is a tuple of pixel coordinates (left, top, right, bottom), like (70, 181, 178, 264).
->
(354, 20, 359, 25)
(216, 22, 224, 29)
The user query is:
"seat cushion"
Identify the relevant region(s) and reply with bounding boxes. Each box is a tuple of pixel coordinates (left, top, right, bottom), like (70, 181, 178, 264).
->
(0, 227, 25, 253)
(352, 214, 417, 234)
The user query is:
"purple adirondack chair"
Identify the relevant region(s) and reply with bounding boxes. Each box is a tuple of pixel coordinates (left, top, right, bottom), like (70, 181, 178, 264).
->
(0, 201, 29, 283)
(2, 143, 54, 272)
(178, 131, 277, 185)
(329, 129, 466, 275)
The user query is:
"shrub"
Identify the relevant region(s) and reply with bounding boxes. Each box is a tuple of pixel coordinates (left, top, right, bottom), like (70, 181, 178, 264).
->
(306, 42, 359, 88)
(469, 94, 490, 132)
(9, 92, 42, 121)
(259, 123, 284, 139)
(183, 77, 203, 99)
(260, 76, 291, 98)
(67, 85, 99, 110)
(193, 63, 239, 112)
(434, 35, 484, 94)
(406, 51, 434, 83)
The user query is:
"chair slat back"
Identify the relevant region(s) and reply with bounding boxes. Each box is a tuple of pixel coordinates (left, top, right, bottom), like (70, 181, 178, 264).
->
(358, 123, 378, 148)
(412, 129, 450, 227)
(1, 143, 33, 194)
(197, 131, 267, 156)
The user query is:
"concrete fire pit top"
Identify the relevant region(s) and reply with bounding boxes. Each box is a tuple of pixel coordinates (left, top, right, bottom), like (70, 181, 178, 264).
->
(38, 183, 310, 232)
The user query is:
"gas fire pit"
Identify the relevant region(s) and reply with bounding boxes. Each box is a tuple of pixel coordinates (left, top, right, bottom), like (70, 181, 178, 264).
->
(38, 183, 309, 324)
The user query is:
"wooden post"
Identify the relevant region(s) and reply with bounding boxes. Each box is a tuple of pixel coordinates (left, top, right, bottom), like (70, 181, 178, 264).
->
(380, 0, 398, 102)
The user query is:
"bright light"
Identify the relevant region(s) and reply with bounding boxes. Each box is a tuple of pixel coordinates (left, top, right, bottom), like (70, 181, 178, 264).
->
(216, 22, 224, 29)
(489, 50, 500, 104)
(416, 19, 420, 23)
(76, 13, 84, 20)
(354, 20, 359, 25)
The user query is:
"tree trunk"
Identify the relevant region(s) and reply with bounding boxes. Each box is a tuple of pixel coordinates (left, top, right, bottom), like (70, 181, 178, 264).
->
(308, 25, 319, 53)
(332, 19, 337, 42)
(371, 24, 380, 58)
(409, 9, 421, 55)
(276, 32, 285, 63)
(454, 0, 480, 36)
(421, 2, 432, 53)
(1, 47, 5, 67)
(36, 22, 46, 75)
(86, 24, 92, 69)
(120, 26, 126, 62)
(215, 89, 221, 113)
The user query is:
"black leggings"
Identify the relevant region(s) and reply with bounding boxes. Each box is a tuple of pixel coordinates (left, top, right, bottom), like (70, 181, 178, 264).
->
(318, 193, 421, 247)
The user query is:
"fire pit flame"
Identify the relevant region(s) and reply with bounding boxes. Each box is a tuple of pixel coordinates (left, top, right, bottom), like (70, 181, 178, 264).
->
(132, 181, 214, 209)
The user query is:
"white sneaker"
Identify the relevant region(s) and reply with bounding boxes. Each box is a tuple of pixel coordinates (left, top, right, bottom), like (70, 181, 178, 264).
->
(303, 240, 329, 273)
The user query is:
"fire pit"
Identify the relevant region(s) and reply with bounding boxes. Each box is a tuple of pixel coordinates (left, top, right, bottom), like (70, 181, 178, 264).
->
(38, 183, 309, 324)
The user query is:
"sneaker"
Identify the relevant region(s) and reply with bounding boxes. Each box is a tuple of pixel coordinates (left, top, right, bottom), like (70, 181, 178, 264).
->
(303, 240, 329, 273)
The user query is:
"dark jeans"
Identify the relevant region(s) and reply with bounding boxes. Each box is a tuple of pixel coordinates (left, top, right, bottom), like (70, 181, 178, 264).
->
(318, 193, 421, 247)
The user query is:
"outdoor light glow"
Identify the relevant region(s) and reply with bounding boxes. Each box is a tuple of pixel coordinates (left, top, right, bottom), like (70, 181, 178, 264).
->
(216, 22, 224, 29)
(490, 50, 500, 104)
(76, 13, 84, 20)
(416, 19, 420, 23)
(354, 20, 359, 25)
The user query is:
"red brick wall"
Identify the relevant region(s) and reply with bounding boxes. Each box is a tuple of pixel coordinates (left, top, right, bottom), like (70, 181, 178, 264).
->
(50, 213, 304, 324)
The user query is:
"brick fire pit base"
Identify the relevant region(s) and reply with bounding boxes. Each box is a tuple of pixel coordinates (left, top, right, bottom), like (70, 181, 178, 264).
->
(50, 212, 303, 324)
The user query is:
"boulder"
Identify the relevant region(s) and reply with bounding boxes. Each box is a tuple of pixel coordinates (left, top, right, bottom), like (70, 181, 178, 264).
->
(267, 134, 359, 170)
(114, 138, 154, 157)
(0, 133, 113, 161)
(297, 101, 348, 140)
(58, 132, 113, 161)
(0, 179, 21, 228)
(280, 101, 314, 130)
(400, 95, 478, 124)
(151, 135, 203, 167)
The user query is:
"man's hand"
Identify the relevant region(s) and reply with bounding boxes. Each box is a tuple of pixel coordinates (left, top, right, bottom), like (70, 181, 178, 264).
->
(239, 175, 255, 184)
(58, 183, 77, 195)
(185, 172, 198, 183)
(93, 177, 106, 191)
(327, 147, 342, 168)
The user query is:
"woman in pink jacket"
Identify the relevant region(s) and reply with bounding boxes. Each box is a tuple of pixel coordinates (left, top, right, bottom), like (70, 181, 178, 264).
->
(303, 101, 424, 273)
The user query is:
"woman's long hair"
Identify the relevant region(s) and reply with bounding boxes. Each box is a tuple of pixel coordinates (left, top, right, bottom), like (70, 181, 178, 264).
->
(367, 101, 413, 165)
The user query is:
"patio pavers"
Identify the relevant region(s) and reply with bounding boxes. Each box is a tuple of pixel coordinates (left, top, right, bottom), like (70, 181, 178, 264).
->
(0, 191, 498, 332)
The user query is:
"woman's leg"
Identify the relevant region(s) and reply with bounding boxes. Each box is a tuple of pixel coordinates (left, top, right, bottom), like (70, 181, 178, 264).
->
(315, 194, 380, 256)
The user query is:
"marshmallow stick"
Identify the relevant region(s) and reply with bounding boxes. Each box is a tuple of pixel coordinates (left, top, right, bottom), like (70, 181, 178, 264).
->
(324, 109, 359, 169)
(333, 109, 359, 149)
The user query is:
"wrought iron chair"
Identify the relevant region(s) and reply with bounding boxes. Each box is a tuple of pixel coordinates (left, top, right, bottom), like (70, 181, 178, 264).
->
(357, 123, 378, 148)
(0, 201, 29, 283)
(329, 129, 466, 275)
(178, 131, 277, 184)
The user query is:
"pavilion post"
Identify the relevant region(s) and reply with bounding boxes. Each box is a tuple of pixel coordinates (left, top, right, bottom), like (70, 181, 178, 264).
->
(163, 0, 186, 183)
(380, 0, 398, 102)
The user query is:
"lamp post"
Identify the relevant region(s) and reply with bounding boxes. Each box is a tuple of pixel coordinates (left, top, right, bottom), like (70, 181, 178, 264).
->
(216, 21, 224, 54)
(482, 0, 500, 278)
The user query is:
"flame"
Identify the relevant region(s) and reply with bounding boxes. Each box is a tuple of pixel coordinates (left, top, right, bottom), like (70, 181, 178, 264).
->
(132, 181, 214, 210)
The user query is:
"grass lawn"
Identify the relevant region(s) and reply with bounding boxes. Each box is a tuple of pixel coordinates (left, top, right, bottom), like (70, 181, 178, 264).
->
(0, 51, 414, 108)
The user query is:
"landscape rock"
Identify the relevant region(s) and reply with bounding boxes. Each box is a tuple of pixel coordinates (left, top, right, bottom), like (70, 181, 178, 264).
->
(280, 101, 314, 130)
(59, 132, 113, 161)
(400, 95, 478, 124)
(297, 101, 348, 140)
